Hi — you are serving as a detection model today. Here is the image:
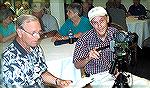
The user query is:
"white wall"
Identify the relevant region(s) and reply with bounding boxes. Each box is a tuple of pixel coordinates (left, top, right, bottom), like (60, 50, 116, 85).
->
(147, 0, 150, 10)
(50, 0, 65, 28)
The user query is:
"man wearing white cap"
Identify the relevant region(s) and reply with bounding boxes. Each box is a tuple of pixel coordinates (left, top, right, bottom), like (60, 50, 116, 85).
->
(73, 6, 118, 87)
(73, 6, 117, 75)
(73, 6, 150, 87)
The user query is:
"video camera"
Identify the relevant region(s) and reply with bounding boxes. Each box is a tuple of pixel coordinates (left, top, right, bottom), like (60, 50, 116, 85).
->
(109, 30, 138, 74)
(109, 30, 138, 88)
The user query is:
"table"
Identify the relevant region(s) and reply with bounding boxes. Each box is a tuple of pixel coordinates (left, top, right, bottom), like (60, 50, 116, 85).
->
(126, 16, 150, 48)
(40, 38, 150, 88)
(40, 38, 81, 84)
(0, 38, 150, 88)
(74, 71, 150, 88)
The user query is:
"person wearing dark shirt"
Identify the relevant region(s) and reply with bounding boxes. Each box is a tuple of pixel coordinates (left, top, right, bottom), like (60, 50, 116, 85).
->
(82, 0, 94, 17)
(128, 0, 146, 16)
(106, 0, 128, 31)
(106, 0, 127, 15)
(115, 0, 127, 14)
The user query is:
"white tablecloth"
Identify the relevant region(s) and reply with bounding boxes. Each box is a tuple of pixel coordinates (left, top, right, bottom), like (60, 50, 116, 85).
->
(73, 71, 150, 88)
(40, 38, 81, 84)
(126, 17, 150, 48)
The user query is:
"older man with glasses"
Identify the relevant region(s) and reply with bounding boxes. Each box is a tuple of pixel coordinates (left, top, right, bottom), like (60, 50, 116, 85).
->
(2, 15, 72, 88)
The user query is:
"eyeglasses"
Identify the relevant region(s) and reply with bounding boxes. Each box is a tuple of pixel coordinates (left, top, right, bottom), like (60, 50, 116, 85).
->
(91, 19, 106, 26)
(20, 26, 43, 37)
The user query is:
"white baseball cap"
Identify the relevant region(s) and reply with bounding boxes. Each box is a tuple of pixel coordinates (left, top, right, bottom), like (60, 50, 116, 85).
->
(88, 6, 108, 21)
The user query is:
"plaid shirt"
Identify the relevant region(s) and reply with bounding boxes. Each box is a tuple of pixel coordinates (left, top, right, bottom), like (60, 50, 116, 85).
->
(73, 27, 117, 75)
(2, 40, 47, 88)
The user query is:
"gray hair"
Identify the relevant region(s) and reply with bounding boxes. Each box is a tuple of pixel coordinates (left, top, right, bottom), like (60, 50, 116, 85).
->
(67, 3, 82, 16)
(16, 15, 39, 28)
(0, 8, 14, 22)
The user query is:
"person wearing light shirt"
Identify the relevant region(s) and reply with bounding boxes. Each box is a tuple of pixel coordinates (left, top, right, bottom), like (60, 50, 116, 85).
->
(31, 3, 59, 38)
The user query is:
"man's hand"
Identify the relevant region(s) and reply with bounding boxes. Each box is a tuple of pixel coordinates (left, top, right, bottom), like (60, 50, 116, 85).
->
(56, 78, 73, 87)
(89, 47, 100, 59)
(74, 32, 83, 38)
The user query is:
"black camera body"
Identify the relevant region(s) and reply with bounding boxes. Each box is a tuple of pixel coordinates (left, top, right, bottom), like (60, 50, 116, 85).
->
(113, 31, 138, 57)
(113, 31, 138, 48)
(110, 31, 138, 73)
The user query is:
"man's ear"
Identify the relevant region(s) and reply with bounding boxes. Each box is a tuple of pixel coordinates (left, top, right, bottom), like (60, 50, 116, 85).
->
(107, 16, 109, 23)
(90, 21, 94, 27)
(16, 28, 22, 38)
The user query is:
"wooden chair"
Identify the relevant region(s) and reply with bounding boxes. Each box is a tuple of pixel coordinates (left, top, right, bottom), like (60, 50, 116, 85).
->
(80, 67, 86, 78)
(142, 37, 150, 48)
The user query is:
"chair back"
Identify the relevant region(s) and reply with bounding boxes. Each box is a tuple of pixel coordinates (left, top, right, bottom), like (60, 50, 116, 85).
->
(107, 8, 128, 32)
(142, 37, 150, 48)
(146, 10, 150, 18)
(109, 23, 125, 31)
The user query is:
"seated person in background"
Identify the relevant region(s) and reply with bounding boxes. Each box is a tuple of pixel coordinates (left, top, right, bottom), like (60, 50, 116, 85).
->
(73, 6, 117, 77)
(31, 3, 59, 38)
(106, 0, 114, 9)
(53, 3, 92, 41)
(0, 8, 16, 43)
(43, 2, 51, 14)
(128, 0, 146, 16)
(106, 0, 127, 15)
(4, 1, 15, 13)
(115, 0, 128, 15)
(106, 0, 128, 31)
(107, 8, 128, 31)
(15, 1, 22, 16)
(2, 15, 72, 88)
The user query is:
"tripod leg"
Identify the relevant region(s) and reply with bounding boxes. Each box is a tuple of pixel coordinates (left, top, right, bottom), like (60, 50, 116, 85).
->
(112, 73, 130, 88)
